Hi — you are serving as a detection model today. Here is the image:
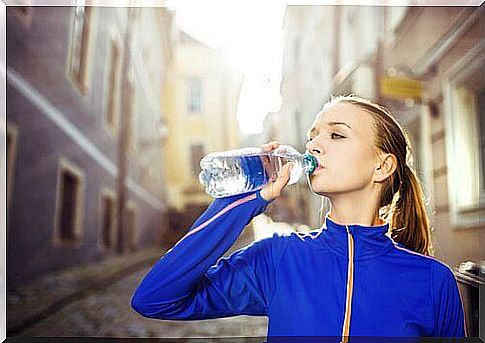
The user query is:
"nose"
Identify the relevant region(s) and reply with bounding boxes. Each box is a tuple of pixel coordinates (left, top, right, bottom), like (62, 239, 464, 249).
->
(306, 139, 322, 155)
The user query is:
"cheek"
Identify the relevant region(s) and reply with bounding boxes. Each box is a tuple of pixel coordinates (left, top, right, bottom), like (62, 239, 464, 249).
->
(342, 148, 376, 178)
(331, 145, 372, 170)
(309, 147, 375, 190)
(334, 150, 375, 186)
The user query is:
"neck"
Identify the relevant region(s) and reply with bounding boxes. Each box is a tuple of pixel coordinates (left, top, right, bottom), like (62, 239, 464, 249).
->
(327, 188, 382, 227)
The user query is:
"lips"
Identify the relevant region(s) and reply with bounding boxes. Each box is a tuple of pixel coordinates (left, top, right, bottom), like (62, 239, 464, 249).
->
(312, 163, 324, 175)
(314, 166, 324, 174)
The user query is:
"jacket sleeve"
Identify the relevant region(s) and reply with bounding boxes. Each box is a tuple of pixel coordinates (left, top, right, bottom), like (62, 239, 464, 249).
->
(131, 189, 279, 320)
(432, 261, 467, 337)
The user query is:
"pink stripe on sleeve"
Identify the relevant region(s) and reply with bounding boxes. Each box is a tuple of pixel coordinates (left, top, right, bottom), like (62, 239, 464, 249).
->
(173, 193, 258, 246)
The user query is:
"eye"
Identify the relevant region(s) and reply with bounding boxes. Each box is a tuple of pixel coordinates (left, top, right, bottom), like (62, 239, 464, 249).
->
(331, 132, 345, 139)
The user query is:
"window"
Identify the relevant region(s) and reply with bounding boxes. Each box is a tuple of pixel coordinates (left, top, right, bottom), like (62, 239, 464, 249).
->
(190, 143, 205, 178)
(186, 77, 203, 114)
(99, 191, 117, 250)
(444, 42, 484, 228)
(54, 159, 84, 245)
(6, 124, 18, 217)
(104, 39, 121, 134)
(448, 86, 479, 207)
(125, 203, 137, 252)
(68, 3, 92, 93)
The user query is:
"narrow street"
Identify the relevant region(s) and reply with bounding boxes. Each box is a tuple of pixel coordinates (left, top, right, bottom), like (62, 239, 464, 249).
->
(20, 267, 269, 338)
(4, 4, 482, 340)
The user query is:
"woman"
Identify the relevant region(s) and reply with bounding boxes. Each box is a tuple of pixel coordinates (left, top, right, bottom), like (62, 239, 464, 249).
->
(131, 95, 466, 339)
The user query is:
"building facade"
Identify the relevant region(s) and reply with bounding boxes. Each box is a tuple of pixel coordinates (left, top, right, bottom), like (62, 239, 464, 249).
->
(6, 6, 173, 288)
(162, 30, 243, 243)
(381, 6, 483, 267)
(380, 7, 484, 335)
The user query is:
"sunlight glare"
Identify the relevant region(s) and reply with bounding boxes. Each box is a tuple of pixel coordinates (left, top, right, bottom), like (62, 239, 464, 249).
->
(165, 0, 286, 135)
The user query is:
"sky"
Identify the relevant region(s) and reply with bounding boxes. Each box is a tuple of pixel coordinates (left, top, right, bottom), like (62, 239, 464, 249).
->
(165, 0, 287, 135)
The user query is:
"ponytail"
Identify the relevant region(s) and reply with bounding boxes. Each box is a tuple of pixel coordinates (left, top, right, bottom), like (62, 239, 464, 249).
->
(390, 164, 433, 256)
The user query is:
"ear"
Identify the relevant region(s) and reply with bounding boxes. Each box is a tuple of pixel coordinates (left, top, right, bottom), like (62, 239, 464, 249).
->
(374, 153, 397, 183)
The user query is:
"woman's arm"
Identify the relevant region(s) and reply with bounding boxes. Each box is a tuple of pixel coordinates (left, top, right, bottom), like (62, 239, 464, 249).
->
(131, 190, 277, 320)
(431, 261, 467, 337)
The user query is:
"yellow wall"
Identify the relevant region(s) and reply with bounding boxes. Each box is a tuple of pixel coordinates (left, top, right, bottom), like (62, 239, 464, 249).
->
(162, 32, 242, 211)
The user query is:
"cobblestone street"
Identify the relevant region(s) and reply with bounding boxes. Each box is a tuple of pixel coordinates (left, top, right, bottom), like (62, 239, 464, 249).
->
(21, 267, 269, 339)
(9, 216, 297, 339)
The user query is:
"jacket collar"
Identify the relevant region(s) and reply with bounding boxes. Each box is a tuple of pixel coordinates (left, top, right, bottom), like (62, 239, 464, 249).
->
(320, 214, 395, 260)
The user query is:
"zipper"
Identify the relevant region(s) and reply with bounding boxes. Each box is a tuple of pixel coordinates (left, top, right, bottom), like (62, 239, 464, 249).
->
(340, 225, 355, 343)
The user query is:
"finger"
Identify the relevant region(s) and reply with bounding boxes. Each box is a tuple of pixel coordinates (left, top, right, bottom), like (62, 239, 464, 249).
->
(261, 142, 279, 153)
(260, 162, 293, 201)
(261, 143, 272, 152)
(269, 141, 280, 149)
(262, 141, 280, 152)
(273, 162, 294, 192)
(280, 161, 293, 178)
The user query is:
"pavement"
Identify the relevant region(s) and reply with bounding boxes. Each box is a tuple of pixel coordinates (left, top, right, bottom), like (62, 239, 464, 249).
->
(7, 246, 163, 336)
(7, 214, 300, 338)
(18, 268, 268, 338)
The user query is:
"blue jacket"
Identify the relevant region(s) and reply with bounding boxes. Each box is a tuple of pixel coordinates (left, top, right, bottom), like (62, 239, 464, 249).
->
(131, 190, 466, 339)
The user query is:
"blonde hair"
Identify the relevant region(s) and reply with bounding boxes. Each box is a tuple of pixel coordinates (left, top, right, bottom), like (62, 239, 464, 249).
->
(318, 95, 433, 255)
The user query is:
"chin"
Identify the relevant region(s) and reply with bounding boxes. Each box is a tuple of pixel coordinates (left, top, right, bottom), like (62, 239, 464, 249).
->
(307, 180, 327, 196)
(307, 178, 339, 197)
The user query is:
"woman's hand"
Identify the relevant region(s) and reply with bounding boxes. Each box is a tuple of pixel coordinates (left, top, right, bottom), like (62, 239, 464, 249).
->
(259, 141, 294, 202)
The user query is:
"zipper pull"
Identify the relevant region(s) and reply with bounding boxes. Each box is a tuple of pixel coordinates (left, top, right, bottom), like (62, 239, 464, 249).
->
(346, 225, 352, 235)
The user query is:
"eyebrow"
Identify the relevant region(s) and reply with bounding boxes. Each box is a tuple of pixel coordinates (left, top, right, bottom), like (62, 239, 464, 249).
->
(306, 121, 352, 138)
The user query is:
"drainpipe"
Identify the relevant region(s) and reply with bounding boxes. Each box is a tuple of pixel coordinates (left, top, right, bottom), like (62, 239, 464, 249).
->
(116, 7, 135, 255)
(374, 39, 383, 104)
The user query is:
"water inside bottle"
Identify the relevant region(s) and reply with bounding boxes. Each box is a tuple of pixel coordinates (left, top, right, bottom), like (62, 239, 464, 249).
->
(199, 153, 300, 198)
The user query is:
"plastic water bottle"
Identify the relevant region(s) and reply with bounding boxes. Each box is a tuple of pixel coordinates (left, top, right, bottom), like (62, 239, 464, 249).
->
(198, 145, 318, 198)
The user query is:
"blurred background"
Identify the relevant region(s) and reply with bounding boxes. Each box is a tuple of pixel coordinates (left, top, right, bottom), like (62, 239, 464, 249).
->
(1, 0, 484, 339)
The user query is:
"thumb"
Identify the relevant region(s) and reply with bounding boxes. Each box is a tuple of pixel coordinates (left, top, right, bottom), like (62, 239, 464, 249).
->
(273, 162, 294, 191)
(260, 162, 294, 201)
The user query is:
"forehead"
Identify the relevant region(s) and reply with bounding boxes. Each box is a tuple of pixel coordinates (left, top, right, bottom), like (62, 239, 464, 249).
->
(309, 102, 375, 133)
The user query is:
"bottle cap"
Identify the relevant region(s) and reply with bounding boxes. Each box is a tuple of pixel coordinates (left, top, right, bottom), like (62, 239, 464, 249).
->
(303, 153, 318, 174)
